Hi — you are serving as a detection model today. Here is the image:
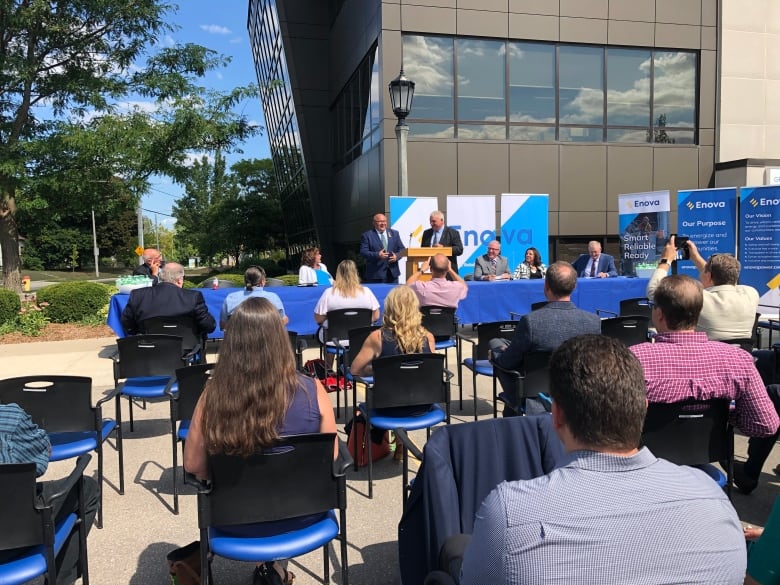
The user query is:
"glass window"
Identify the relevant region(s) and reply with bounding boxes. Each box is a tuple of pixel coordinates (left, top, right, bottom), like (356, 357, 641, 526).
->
(509, 42, 555, 123)
(404, 35, 454, 120)
(653, 51, 696, 128)
(457, 124, 506, 140)
(457, 39, 506, 122)
(607, 128, 650, 143)
(369, 47, 381, 131)
(607, 48, 650, 127)
(409, 123, 455, 138)
(559, 46, 604, 126)
(559, 127, 603, 142)
(509, 125, 556, 141)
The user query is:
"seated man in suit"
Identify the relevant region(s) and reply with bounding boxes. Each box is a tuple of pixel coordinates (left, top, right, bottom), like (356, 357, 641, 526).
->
(472, 240, 511, 281)
(453, 335, 747, 585)
(422, 210, 464, 273)
(120, 262, 216, 337)
(490, 261, 601, 415)
(0, 403, 99, 584)
(359, 212, 406, 283)
(572, 240, 618, 278)
(132, 247, 162, 285)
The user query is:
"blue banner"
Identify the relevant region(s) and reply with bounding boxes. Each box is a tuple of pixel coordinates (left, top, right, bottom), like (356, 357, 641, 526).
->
(499, 194, 549, 273)
(676, 188, 737, 279)
(739, 186, 780, 305)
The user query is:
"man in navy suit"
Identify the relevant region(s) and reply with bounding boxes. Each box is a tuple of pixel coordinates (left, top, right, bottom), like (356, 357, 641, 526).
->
(359, 213, 406, 283)
(120, 262, 216, 336)
(421, 210, 464, 273)
(572, 241, 618, 278)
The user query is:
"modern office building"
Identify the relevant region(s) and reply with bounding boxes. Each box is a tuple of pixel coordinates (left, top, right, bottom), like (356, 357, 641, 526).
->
(248, 0, 780, 264)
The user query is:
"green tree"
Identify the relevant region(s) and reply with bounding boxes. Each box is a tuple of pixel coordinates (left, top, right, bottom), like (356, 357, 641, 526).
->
(0, 1, 258, 290)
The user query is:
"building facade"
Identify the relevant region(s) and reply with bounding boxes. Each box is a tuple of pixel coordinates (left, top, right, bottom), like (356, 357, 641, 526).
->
(248, 0, 780, 266)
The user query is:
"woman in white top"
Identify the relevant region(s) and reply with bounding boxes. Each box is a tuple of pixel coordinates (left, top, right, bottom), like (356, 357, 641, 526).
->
(313, 259, 380, 363)
(298, 247, 333, 286)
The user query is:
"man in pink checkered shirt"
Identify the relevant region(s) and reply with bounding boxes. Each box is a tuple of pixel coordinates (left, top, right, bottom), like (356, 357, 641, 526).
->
(630, 274, 778, 438)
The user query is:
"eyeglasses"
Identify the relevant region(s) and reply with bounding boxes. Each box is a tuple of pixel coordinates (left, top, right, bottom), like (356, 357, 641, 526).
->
(487, 247, 500, 251)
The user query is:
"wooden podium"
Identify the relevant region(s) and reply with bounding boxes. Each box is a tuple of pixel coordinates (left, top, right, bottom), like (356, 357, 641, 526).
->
(402, 247, 453, 281)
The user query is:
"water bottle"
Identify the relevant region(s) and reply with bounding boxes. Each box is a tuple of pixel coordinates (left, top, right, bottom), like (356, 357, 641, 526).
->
(212, 277, 218, 290)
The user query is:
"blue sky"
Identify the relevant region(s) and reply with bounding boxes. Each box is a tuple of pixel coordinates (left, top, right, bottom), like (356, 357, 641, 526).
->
(147, 1, 271, 226)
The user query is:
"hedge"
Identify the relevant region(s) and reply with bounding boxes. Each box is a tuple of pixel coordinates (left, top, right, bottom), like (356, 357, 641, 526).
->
(37, 282, 112, 323)
(0, 289, 21, 325)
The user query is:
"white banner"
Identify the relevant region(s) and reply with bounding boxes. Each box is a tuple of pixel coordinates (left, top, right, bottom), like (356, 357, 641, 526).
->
(446, 195, 496, 276)
(390, 196, 439, 283)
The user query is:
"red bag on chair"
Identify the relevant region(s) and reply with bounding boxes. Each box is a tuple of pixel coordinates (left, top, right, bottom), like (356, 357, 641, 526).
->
(346, 414, 390, 467)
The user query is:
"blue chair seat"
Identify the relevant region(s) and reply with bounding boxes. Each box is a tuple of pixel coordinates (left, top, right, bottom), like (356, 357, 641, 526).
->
(463, 358, 492, 377)
(120, 376, 175, 398)
(209, 509, 339, 562)
(694, 463, 727, 488)
(0, 512, 77, 585)
(434, 339, 456, 351)
(49, 419, 115, 461)
(177, 419, 191, 441)
(359, 403, 446, 431)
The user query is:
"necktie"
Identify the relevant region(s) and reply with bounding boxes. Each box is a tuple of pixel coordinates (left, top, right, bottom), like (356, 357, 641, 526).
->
(491, 258, 497, 274)
(380, 232, 388, 250)
(590, 258, 597, 277)
(432, 232, 438, 246)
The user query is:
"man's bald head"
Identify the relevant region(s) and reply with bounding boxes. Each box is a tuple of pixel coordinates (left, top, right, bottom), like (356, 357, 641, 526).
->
(653, 274, 703, 330)
(430, 253, 450, 277)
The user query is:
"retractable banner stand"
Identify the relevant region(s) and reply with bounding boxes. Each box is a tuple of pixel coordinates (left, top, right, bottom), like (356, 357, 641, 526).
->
(618, 190, 670, 276)
(446, 195, 496, 276)
(676, 188, 737, 280)
(390, 196, 439, 283)
(738, 186, 780, 309)
(500, 194, 549, 273)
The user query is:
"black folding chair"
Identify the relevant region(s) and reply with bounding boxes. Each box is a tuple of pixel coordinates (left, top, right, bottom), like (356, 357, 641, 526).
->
(420, 306, 458, 370)
(600, 315, 650, 346)
(187, 434, 352, 585)
(491, 351, 552, 418)
(141, 316, 207, 364)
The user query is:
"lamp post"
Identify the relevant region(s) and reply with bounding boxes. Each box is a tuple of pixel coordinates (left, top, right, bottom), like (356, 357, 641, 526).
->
(388, 69, 415, 197)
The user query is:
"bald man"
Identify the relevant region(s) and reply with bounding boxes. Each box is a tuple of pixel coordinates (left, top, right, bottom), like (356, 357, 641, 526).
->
(132, 248, 162, 285)
(359, 213, 406, 283)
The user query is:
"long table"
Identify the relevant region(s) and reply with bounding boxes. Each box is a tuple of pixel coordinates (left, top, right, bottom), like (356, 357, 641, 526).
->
(107, 278, 650, 338)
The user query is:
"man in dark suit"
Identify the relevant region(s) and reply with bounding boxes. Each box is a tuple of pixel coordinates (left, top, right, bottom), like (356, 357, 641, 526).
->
(132, 247, 162, 285)
(120, 262, 216, 336)
(490, 261, 601, 415)
(421, 210, 464, 272)
(359, 212, 406, 283)
(572, 240, 618, 278)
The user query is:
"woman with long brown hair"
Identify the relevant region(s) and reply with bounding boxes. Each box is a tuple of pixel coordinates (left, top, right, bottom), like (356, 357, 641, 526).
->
(184, 297, 337, 584)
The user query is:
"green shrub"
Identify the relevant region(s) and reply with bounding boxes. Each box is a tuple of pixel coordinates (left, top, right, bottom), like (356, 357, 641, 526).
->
(277, 274, 298, 286)
(37, 282, 112, 323)
(22, 255, 44, 271)
(17, 302, 49, 336)
(0, 289, 21, 325)
(182, 280, 197, 289)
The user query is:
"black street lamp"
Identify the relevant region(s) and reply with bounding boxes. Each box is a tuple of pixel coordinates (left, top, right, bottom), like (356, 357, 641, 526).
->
(388, 70, 415, 197)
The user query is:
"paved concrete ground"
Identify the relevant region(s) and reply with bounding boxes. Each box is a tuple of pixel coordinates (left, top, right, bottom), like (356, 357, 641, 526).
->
(1, 336, 779, 584)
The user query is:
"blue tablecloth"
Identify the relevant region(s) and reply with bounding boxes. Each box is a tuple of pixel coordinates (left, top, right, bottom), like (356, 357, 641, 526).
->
(107, 278, 649, 338)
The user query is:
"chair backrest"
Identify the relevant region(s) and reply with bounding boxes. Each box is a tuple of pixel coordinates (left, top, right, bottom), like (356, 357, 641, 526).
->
(115, 334, 185, 381)
(420, 306, 457, 341)
(141, 316, 203, 352)
(600, 315, 650, 346)
(719, 338, 754, 353)
(325, 308, 374, 341)
(202, 433, 340, 528)
(346, 325, 381, 368)
(0, 376, 94, 432)
(641, 399, 733, 466)
(521, 351, 552, 398)
(370, 353, 447, 410)
(0, 462, 45, 551)
(475, 321, 517, 360)
(619, 297, 652, 319)
(172, 364, 213, 423)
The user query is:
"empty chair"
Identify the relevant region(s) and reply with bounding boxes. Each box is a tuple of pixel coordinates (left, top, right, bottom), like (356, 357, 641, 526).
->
(0, 454, 91, 585)
(491, 351, 553, 417)
(166, 364, 213, 515)
(420, 306, 457, 368)
(287, 331, 306, 371)
(0, 375, 118, 528)
(457, 321, 517, 421)
(641, 398, 733, 497)
(620, 297, 653, 319)
(342, 325, 381, 417)
(141, 316, 207, 364)
(187, 433, 351, 585)
(600, 315, 650, 346)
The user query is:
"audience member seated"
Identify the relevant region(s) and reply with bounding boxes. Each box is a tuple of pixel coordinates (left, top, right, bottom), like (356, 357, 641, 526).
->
(219, 265, 288, 329)
(734, 384, 780, 495)
(0, 403, 98, 585)
(744, 497, 780, 585)
(630, 274, 778, 440)
(407, 253, 468, 309)
(513, 247, 546, 280)
(472, 240, 511, 281)
(120, 262, 216, 337)
(298, 246, 333, 286)
(572, 240, 618, 278)
(132, 247, 162, 285)
(646, 236, 759, 341)
(184, 297, 337, 585)
(439, 335, 747, 585)
(350, 285, 436, 460)
(490, 262, 600, 416)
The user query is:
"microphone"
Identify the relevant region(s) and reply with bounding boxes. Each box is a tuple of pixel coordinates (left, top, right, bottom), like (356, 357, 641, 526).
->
(409, 232, 413, 247)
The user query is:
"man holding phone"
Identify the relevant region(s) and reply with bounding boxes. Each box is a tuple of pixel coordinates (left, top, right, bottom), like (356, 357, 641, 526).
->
(359, 213, 406, 283)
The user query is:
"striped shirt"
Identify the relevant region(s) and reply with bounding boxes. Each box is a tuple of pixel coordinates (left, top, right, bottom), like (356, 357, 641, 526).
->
(460, 449, 746, 585)
(0, 403, 50, 476)
(631, 331, 779, 437)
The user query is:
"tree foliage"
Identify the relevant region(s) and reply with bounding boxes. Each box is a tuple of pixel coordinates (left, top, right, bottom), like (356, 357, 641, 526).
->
(0, 0, 259, 290)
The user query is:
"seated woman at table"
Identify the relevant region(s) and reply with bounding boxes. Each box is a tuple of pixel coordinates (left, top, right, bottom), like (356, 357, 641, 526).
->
(513, 247, 547, 280)
(184, 297, 337, 585)
(298, 246, 333, 286)
(350, 286, 436, 460)
(219, 265, 288, 329)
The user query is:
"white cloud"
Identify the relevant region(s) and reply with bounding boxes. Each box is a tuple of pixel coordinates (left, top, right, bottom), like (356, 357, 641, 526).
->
(200, 24, 231, 35)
